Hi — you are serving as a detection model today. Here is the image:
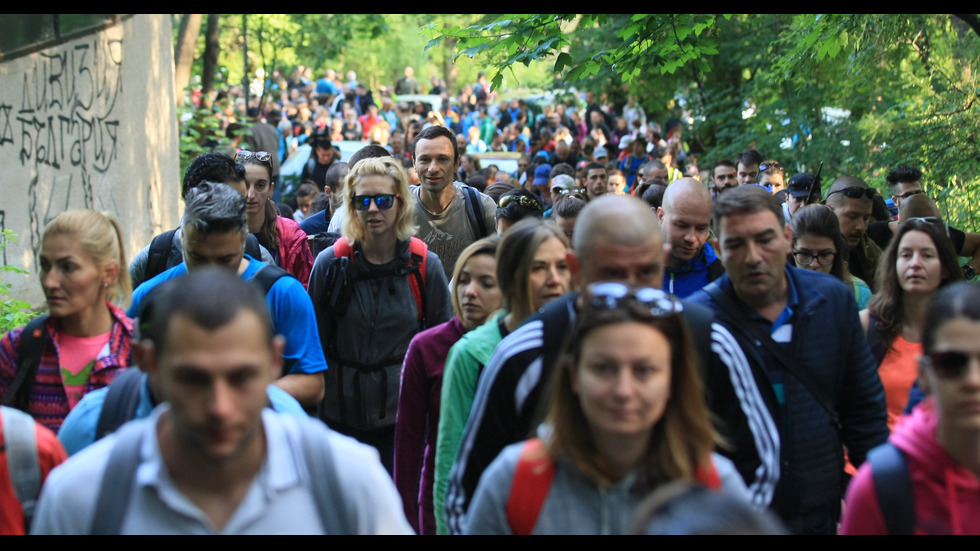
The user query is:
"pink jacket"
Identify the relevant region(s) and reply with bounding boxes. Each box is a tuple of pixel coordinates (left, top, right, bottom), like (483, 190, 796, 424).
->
(842, 399, 980, 534)
(276, 215, 313, 289)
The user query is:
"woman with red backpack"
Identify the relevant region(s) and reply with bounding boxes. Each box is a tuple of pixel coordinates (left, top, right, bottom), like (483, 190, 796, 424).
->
(463, 282, 748, 534)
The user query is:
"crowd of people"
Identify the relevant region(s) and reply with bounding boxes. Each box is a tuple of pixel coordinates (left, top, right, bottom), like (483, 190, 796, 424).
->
(2, 63, 980, 535)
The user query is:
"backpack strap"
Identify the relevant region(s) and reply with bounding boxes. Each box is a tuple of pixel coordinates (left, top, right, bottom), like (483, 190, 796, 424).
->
(2, 405, 41, 531)
(406, 237, 428, 326)
(91, 419, 145, 534)
(706, 257, 726, 282)
(332, 236, 354, 260)
(299, 420, 355, 534)
(506, 438, 555, 535)
(868, 442, 914, 535)
(4, 315, 50, 412)
(461, 184, 489, 239)
(694, 458, 722, 490)
(251, 264, 294, 297)
(95, 368, 146, 441)
(244, 233, 263, 261)
(145, 229, 178, 282)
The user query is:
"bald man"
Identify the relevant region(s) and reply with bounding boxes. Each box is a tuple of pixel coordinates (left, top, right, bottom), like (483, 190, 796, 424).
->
(443, 195, 776, 534)
(824, 176, 883, 290)
(658, 178, 725, 297)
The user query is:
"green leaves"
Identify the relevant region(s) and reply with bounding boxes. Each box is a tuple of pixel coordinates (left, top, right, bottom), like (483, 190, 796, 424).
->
(429, 14, 728, 89)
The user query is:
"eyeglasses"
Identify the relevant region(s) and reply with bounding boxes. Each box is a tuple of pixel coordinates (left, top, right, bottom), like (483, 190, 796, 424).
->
(499, 194, 544, 212)
(825, 186, 878, 201)
(352, 194, 399, 210)
(759, 161, 784, 174)
(922, 350, 979, 379)
(894, 189, 924, 201)
(235, 150, 273, 166)
(792, 250, 837, 267)
(584, 282, 684, 317)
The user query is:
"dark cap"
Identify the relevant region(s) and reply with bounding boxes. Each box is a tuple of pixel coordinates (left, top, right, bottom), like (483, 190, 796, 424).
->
(787, 172, 818, 199)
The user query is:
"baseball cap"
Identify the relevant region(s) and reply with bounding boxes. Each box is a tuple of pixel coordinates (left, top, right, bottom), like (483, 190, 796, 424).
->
(787, 173, 818, 199)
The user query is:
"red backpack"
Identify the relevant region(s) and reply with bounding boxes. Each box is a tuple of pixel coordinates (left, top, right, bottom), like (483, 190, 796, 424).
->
(331, 236, 429, 324)
(505, 438, 722, 535)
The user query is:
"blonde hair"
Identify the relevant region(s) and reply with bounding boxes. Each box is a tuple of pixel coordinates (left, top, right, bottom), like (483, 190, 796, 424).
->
(41, 209, 131, 307)
(341, 156, 417, 243)
(450, 236, 499, 319)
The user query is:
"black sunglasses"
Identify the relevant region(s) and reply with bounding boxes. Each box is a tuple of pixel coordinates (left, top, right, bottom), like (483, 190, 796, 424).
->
(352, 194, 399, 211)
(585, 282, 684, 317)
(825, 186, 878, 201)
(923, 350, 978, 380)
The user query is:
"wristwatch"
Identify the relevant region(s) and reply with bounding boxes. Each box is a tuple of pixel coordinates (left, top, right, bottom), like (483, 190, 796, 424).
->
(965, 264, 977, 280)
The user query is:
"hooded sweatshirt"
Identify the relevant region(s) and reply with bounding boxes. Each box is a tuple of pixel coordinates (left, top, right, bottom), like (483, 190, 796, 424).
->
(664, 242, 723, 298)
(841, 399, 980, 534)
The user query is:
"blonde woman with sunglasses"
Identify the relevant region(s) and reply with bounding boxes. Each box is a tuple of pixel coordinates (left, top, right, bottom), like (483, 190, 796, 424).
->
(309, 157, 452, 473)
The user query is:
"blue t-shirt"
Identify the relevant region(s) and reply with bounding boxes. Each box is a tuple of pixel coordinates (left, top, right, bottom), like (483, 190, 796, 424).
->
(57, 372, 307, 456)
(128, 256, 328, 378)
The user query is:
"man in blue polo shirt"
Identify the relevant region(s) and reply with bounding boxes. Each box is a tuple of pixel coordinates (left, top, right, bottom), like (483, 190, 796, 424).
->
(128, 183, 326, 410)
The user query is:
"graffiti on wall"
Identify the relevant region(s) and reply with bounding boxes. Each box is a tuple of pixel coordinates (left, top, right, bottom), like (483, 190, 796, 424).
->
(0, 36, 123, 270)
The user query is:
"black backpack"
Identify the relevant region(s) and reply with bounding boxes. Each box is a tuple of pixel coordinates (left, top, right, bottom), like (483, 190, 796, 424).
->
(2, 316, 50, 413)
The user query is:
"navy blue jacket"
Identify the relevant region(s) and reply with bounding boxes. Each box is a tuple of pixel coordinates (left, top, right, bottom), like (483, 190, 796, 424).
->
(690, 267, 888, 534)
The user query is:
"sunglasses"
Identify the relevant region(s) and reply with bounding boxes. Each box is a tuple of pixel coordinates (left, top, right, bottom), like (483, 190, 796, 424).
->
(584, 282, 684, 317)
(498, 194, 543, 212)
(352, 194, 399, 211)
(894, 189, 925, 201)
(903, 216, 950, 237)
(923, 350, 979, 379)
(759, 161, 784, 174)
(235, 150, 272, 164)
(825, 186, 878, 201)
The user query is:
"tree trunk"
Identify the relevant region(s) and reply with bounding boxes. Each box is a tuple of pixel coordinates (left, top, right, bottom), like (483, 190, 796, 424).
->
(200, 14, 221, 111)
(442, 35, 458, 98)
(173, 14, 203, 108)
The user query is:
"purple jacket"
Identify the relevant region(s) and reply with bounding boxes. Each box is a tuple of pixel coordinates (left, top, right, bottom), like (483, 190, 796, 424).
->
(394, 317, 466, 535)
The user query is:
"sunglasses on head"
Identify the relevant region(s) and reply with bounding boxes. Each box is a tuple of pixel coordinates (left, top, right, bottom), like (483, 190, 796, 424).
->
(759, 161, 784, 174)
(352, 194, 399, 211)
(903, 216, 950, 237)
(498, 194, 543, 212)
(235, 150, 273, 165)
(584, 282, 684, 317)
(923, 350, 978, 379)
(826, 186, 878, 201)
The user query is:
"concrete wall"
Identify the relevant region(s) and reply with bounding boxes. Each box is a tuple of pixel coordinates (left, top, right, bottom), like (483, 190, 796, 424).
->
(0, 14, 179, 310)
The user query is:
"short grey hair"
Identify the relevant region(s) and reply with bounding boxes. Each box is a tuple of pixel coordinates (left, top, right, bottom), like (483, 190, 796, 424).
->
(180, 181, 248, 237)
